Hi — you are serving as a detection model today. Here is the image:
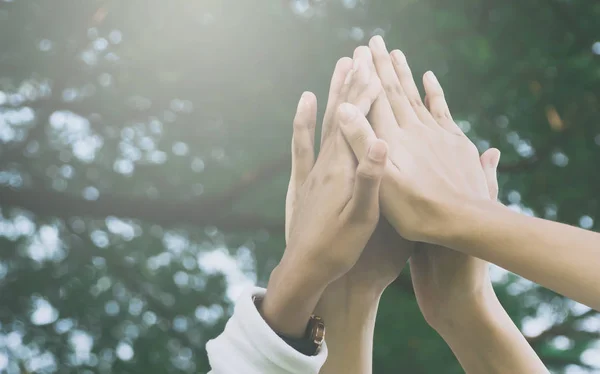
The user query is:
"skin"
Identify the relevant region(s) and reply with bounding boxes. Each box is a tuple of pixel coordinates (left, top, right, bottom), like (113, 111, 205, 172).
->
(260, 55, 389, 339)
(356, 35, 600, 313)
(364, 36, 548, 373)
(288, 50, 413, 374)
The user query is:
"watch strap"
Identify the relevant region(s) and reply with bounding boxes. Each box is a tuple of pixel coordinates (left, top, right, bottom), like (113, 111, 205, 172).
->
(253, 295, 325, 356)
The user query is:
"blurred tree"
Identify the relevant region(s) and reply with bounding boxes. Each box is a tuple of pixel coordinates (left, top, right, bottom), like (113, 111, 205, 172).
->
(0, 0, 599, 373)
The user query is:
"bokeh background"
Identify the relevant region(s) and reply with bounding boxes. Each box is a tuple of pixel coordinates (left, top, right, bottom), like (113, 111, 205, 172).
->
(0, 0, 599, 373)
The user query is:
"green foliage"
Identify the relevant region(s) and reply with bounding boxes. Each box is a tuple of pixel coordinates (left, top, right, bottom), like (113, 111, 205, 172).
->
(0, 0, 599, 373)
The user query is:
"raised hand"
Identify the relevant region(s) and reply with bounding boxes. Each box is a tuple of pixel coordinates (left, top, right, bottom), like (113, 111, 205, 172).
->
(340, 36, 492, 245)
(261, 56, 387, 339)
(340, 36, 549, 373)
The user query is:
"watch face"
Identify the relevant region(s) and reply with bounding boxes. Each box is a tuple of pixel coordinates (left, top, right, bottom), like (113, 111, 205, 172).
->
(309, 315, 326, 345)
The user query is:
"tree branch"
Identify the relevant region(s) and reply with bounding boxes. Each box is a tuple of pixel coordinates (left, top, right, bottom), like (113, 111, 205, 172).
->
(0, 1, 112, 166)
(0, 184, 285, 231)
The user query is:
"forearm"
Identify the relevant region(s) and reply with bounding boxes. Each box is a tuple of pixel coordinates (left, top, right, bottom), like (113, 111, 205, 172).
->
(314, 280, 381, 374)
(436, 287, 548, 374)
(260, 255, 329, 338)
(443, 200, 600, 311)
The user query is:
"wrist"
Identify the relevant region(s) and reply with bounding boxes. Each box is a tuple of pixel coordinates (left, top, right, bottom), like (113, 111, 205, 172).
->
(260, 252, 331, 338)
(431, 197, 503, 248)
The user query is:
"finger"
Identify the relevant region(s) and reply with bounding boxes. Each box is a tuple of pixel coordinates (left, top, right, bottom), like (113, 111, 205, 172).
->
(321, 57, 354, 146)
(286, 92, 317, 242)
(341, 139, 387, 222)
(350, 46, 383, 115)
(480, 148, 501, 200)
(291, 91, 317, 187)
(390, 50, 436, 128)
(353, 44, 400, 141)
(422, 71, 462, 135)
(369, 35, 420, 127)
(339, 59, 359, 104)
(338, 102, 379, 162)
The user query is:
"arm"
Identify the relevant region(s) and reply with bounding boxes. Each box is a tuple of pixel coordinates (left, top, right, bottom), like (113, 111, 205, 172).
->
(341, 35, 548, 372)
(282, 47, 413, 374)
(342, 35, 600, 313)
(207, 58, 388, 373)
(314, 282, 381, 374)
(446, 199, 600, 311)
(436, 286, 548, 374)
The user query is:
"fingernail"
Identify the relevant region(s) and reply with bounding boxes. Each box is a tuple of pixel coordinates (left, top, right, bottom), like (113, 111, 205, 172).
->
(368, 141, 387, 161)
(391, 50, 406, 65)
(426, 71, 439, 85)
(339, 103, 357, 121)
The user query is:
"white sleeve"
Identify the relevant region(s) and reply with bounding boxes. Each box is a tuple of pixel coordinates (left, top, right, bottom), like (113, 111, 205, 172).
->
(206, 287, 328, 374)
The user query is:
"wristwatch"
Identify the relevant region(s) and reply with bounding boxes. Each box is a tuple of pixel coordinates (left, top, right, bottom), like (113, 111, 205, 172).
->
(253, 295, 326, 356)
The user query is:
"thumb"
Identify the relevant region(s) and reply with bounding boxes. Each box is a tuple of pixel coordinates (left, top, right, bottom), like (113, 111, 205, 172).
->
(342, 139, 388, 222)
(480, 148, 501, 200)
(338, 102, 378, 161)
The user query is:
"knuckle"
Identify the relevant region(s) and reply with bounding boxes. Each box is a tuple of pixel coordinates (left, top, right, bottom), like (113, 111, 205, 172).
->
(432, 110, 449, 121)
(292, 140, 310, 157)
(350, 129, 369, 145)
(292, 120, 306, 132)
(356, 165, 379, 181)
(409, 97, 425, 108)
(382, 81, 403, 97)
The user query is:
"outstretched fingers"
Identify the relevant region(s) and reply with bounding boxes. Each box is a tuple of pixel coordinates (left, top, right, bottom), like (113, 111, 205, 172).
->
(286, 91, 317, 241)
(390, 50, 436, 128)
(290, 91, 317, 186)
(320, 57, 354, 146)
(423, 71, 462, 135)
(369, 35, 420, 128)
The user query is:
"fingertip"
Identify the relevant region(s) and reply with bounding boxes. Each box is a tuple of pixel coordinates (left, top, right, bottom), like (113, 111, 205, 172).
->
(391, 49, 406, 65)
(336, 56, 353, 68)
(298, 91, 316, 110)
(368, 139, 388, 162)
(353, 45, 371, 59)
(481, 148, 501, 169)
(425, 71, 439, 85)
(491, 148, 501, 169)
(369, 35, 386, 50)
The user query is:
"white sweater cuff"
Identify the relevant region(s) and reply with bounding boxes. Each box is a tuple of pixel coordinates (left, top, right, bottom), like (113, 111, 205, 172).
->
(206, 287, 328, 374)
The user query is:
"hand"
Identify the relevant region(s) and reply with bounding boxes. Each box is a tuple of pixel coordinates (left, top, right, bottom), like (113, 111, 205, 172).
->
(360, 38, 503, 328)
(340, 35, 492, 245)
(261, 56, 386, 338)
(299, 49, 411, 374)
(411, 150, 501, 331)
(314, 48, 413, 298)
